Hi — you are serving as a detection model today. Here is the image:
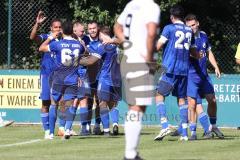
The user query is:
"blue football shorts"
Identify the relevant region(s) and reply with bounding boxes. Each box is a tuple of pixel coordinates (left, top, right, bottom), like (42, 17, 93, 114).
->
(39, 73, 52, 100)
(156, 73, 187, 98)
(51, 83, 78, 102)
(187, 75, 214, 100)
(97, 81, 121, 102)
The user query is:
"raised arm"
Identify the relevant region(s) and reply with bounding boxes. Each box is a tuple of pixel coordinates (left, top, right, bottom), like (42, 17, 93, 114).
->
(30, 11, 47, 44)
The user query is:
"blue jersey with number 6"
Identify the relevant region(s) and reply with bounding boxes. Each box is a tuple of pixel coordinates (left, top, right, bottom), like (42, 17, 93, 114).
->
(48, 37, 85, 85)
(161, 22, 195, 76)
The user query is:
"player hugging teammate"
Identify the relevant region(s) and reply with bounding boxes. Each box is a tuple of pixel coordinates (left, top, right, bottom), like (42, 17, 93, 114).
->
(30, 11, 121, 140)
(31, 5, 224, 147)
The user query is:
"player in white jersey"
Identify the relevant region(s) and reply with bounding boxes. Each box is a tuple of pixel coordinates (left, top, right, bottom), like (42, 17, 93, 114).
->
(114, 0, 160, 159)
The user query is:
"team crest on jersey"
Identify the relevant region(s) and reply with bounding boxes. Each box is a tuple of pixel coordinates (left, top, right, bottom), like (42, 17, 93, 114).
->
(203, 42, 206, 49)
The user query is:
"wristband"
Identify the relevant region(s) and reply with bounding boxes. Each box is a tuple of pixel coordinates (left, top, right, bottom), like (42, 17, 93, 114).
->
(48, 35, 54, 40)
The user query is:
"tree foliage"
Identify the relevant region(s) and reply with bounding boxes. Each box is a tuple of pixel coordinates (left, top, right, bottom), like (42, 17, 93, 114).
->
(181, 0, 240, 73)
(67, 0, 240, 73)
(1, 0, 239, 72)
(69, 0, 181, 27)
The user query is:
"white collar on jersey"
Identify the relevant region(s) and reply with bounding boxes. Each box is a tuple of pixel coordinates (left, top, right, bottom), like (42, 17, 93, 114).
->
(88, 34, 99, 42)
(63, 36, 75, 40)
(173, 20, 184, 24)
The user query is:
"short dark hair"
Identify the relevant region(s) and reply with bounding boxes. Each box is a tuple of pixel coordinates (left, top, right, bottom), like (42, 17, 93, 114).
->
(100, 25, 112, 37)
(50, 18, 62, 26)
(170, 5, 185, 20)
(62, 20, 73, 35)
(87, 20, 99, 26)
(184, 13, 198, 22)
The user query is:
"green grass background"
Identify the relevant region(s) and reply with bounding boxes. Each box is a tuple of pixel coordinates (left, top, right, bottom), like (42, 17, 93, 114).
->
(0, 125, 240, 160)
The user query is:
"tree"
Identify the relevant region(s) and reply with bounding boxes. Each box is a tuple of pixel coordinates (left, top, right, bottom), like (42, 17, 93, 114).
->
(69, 0, 181, 27)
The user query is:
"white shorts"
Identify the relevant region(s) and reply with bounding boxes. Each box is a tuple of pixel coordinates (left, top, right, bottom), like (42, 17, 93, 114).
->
(120, 55, 156, 106)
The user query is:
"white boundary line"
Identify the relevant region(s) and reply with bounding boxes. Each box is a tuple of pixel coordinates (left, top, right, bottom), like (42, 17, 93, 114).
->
(0, 139, 42, 148)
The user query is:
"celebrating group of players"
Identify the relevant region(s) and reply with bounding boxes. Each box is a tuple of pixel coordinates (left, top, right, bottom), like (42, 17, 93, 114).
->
(30, 11, 121, 140)
(30, 3, 224, 148)
(114, 2, 225, 159)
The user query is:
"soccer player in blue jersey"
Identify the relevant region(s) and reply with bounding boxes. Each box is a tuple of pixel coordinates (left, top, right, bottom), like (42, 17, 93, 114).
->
(79, 25, 121, 136)
(154, 5, 200, 141)
(99, 26, 121, 135)
(39, 20, 85, 139)
(72, 21, 93, 136)
(30, 11, 62, 139)
(83, 23, 118, 135)
(73, 21, 90, 47)
(185, 14, 224, 139)
(56, 21, 91, 137)
(83, 21, 103, 135)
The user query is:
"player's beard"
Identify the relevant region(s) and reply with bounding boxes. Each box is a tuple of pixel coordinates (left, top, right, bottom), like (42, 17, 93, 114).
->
(90, 31, 98, 39)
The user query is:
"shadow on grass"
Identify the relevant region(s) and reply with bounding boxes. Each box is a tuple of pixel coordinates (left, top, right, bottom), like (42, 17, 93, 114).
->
(165, 137, 235, 142)
(77, 135, 122, 139)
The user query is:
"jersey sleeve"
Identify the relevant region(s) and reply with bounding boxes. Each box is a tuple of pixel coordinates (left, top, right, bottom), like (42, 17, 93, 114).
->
(235, 43, 240, 59)
(89, 44, 105, 59)
(159, 26, 170, 44)
(39, 33, 48, 41)
(206, 38, 212, 51)
(48, 41, 59, 53)
(144, 3, 160, 24)
(202, 32, 212, 51)
(117, 4, 128, 25)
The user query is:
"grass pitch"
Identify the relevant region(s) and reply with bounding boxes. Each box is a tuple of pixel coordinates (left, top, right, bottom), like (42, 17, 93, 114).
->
(0, 125, 240, 160)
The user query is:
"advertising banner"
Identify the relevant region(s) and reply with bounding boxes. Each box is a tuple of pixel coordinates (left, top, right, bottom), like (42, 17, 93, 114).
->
(0, 70, 239, 127)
